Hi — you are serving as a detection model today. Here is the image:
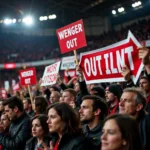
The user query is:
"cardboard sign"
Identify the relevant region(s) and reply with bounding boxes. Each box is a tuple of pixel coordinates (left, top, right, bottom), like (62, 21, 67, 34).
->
(80, 31, 143, 84)
(12, 83, 20, 91)
(56, 19, 87, 53)
(61, 56, 76, 70)
(19, 68, 37, 86)
(41, 61, 61, 86)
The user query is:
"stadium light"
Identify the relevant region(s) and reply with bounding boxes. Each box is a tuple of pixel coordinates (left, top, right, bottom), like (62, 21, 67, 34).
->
(12, 19, 16, 23)
(49, 14, 57, 19)
(39, 16, 44, 21)
(118, 7, 125, 13)
(4, 19, 12, 25)
(132, 1, 142, 8)
(43, 16, 48, 20)
(22, 16, 33, 25)
(112, 10, 116, 15)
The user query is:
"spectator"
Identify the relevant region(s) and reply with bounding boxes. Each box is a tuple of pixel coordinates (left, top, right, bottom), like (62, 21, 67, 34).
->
(119, 87, 150, 149)
(25, 114, 51, 150)
(49, 91, 61, 104)
(33, 96, 48, 115)
(79, 95, 107, 149)
(23, 98, 35, 117)
(43, 102, 92, 150)
(101, 114, 143, 150)
(105, 84, 123, 115)
(1, 96, 31, 150)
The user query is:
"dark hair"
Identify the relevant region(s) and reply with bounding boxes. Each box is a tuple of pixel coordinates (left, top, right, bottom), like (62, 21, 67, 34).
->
(139, 76, 150, 85)
(23, 98, 31, 104)
(63, 88, 77, 99)
(103, 114, 143, 150)
(34, 96, 48, 114)
(32, 114, 49, 136)
(91, 86, 105, 98)
(82, 95, 107, 120)
(47, 103, 82, 135)
(3, 96, 24, 112)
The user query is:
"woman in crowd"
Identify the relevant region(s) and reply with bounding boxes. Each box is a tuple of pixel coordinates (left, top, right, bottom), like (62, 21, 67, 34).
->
(25, 114, 51, 150)
(101, 114, 143, 150)
(0, 112, 10, 150)
(42, 102, 92, 150)
(33, 96, 48, 115)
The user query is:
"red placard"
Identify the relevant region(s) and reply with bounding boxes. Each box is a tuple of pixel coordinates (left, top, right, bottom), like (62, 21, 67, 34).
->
(19, 68, 37, 86)
(12, 83, 20, 91)
(56, 19, 87, 54)
(80, 31, 143, 84)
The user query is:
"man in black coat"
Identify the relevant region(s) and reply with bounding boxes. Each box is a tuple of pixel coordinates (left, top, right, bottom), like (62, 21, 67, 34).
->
(79, 95, 107, 150)
(119, 87, 150, 150)
(0, 96, 31, 150)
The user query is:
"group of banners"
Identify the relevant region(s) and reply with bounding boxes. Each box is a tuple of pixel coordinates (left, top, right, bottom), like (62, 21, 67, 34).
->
(17, 20, 143, 88)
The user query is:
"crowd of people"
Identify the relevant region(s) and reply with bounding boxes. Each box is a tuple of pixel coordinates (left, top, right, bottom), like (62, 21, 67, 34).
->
(0, 46, 149, 150)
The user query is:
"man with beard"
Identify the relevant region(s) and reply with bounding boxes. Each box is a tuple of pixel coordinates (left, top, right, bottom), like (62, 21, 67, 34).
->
(79, 95, 107, 150)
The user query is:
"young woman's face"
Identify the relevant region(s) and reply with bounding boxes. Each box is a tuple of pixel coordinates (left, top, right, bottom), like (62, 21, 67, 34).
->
(32, 118, 44, 138)
(47, 108, 63, 134)
(101, 119, 126, 150)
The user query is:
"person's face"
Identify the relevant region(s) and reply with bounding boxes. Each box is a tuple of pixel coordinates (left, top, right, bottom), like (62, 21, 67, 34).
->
(32, 118, 44, 138)
(0, 101, 4, 112)
(105, 91, 115, 102)
(61, 91, 74, 104)
(23, 100, 29, 110)
(79, 100, 95, 123)
(139, 78, 150, 93)
(50, 93, 59, 103)
(4, 105, 17, 121)
(47, 108, 63, 134)
(0, 114, 10, 128)
(101, 119, 126, 150)
(74, 83, 80, 92)
(119, 92, 138, 115)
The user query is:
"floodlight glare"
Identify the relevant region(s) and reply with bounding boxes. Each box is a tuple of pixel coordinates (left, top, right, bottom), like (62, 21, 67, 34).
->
(39, 16, 44, 21)
(4, 19, 12, 25)
(112, 10, 116, 15)
(43, 16, 48, 20)
(132, 1, 142, 8)
(22, 16, 33, 25)
(118, 7, 125, 13)
(12, 19, 16, 23)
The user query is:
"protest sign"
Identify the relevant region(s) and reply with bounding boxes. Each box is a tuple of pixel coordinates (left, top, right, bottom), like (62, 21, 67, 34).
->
(19, 67, 37, 86)
(80, 31, 143, 84)
(41, 61, 61, 86)
(61, 56, 76, 70)
(56, 19, 87, 54)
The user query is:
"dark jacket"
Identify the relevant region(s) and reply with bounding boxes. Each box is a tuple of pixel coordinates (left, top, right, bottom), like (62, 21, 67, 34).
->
(137, 111, 150, 150)
(82, 122, 102, 150)
(0, 111, 31, 150)
(25, 136, 52, 150)
(51, 133, 93, 150)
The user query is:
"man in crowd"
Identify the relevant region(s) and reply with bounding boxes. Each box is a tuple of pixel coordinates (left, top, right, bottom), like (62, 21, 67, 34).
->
(105, 84, 123, 115)
(79, 95, 107, 149)
(119, 87, 150, 149)
(49, 91, 61, 104)
(23, 98, 35, 117)
(0, 96, 31, 150)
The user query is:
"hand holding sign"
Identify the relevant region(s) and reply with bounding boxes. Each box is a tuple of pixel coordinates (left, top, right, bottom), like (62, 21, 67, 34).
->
(121, 65, 131, 82)
(138, 47, 150, 64)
